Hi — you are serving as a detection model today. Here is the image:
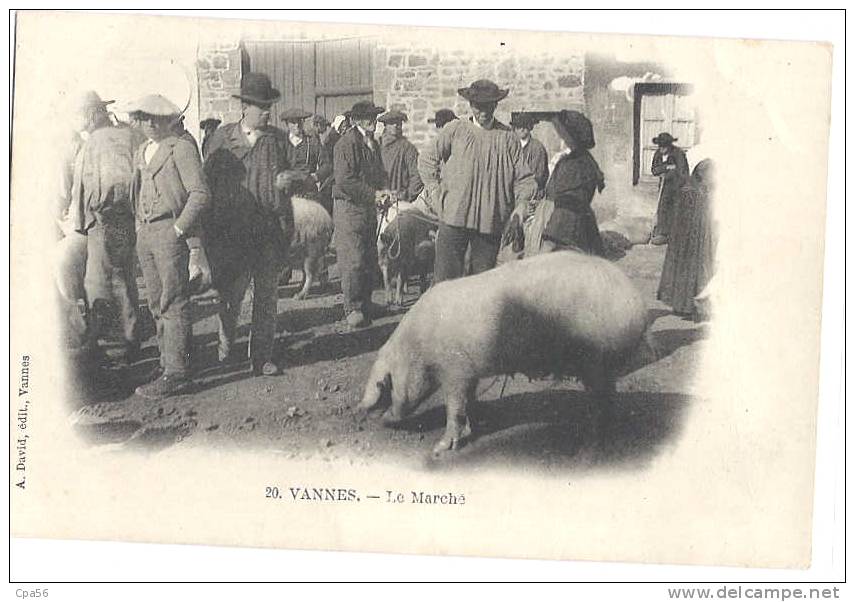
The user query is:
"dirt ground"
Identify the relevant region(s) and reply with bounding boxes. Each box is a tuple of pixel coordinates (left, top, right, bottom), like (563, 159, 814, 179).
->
(70, 244, 708, 474)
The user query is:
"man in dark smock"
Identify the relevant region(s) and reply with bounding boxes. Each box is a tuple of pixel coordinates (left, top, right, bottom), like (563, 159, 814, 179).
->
(204, 73, 294, 376)
(333, 100, 387, 329)
(378, 110, 423, 202)
(650, 132, 689, 245)
(281, 107, 332, 206)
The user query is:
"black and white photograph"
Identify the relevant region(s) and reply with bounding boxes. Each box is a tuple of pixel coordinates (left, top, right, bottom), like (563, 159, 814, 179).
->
(8, 9, 843, 586)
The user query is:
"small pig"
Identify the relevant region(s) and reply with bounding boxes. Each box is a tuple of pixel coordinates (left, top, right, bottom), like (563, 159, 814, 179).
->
(281, 195, 334, 300)
(377, 211, 438, 306)
(359, 251, 649, 454)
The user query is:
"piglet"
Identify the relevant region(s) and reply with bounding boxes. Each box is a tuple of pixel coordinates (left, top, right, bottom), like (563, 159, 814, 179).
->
(377, 211, 438, 306)
(359, 250, 650, 454)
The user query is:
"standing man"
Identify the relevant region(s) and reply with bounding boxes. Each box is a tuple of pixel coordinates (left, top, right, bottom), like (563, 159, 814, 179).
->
(204, 73, 294, 376)
(378, 110, 423, 202)
(280, 107, 332, 204)
(126, 94, 210, 399)
(650, 132, 689, 245)
(333, 100, 386, 329)
(69, 90, 144, 369)
(510, 113, 549, 201)
(419, 79, 536, 282)
(313, 114, 337, 212)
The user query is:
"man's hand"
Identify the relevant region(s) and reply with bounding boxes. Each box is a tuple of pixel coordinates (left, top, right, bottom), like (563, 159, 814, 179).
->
(188, 246, 213, 294)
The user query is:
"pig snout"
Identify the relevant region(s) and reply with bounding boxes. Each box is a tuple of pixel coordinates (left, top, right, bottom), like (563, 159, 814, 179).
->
(359, 371, 392, 412)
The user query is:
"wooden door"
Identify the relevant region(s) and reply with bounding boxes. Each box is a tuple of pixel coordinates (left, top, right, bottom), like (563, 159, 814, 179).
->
(242, 40, 316, 129)
(314, 38, 375, 121)
(242, 37, 376, 127)
(639, 91, 696, 182)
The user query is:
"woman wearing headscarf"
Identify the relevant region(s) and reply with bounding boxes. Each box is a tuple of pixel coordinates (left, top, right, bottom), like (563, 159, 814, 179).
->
(657, 158, 717, 319)
(537, 110, 605, 256)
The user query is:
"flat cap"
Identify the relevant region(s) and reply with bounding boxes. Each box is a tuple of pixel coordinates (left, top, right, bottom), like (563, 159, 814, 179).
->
(378, 110, 408, 124)
(121, 94, 182, 117)
(280, 107, 313, 122)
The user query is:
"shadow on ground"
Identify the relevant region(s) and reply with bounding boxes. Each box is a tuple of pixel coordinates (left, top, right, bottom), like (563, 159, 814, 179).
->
(380, 388, 691, 473)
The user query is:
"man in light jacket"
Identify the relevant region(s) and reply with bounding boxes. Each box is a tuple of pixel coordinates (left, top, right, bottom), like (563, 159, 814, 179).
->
(127, 94, 210, 399)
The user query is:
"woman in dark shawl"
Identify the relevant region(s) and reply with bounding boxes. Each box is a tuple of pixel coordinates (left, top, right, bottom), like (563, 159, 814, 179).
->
(539, 110, 605, 256)
(657, 158, 717, 319)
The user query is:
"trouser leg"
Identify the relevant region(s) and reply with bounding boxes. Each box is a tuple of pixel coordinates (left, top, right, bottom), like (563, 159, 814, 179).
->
(248, 240, 280, 368)
(334, 200, 373, 315)
(113, 229, 140, 354)
(433, 223, 469, 283)
(468, 231, 501, 275)
(136, 226, 164, 369)
(360, 214, 378, 311)
(85, 223, 139, 358)
(142, 220, 191, 376)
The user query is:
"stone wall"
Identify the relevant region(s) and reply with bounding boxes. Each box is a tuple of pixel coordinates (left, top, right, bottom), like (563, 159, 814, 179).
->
(196, 41, 244, 128)
(373, 43, 585, 153)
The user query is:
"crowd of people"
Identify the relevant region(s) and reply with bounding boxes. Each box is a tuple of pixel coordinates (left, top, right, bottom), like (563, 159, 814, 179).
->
(55, 70, 715, 404)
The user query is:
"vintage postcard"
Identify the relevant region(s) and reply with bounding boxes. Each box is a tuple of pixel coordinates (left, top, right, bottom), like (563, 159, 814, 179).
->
(9, 10, 835, 571)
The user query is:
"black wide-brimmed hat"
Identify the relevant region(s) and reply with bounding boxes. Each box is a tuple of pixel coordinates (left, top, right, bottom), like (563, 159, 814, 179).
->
(232, 73, 281, 106)
(349, 101, 385, 119)
(378, 110, 408, 124)
(427, 108, 457, 127)
(457, 79, 509, 102)
(652, 132, 678, 146)
(280, 107, 313, 122)
(555, 110, 596, 150)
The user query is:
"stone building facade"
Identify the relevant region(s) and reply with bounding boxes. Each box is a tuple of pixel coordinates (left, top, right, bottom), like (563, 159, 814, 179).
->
(372, 42, 586, 153)
(197, 41, 244, 127)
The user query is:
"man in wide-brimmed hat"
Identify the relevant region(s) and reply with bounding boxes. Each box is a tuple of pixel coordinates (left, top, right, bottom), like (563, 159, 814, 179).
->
(378, 110, 423, 203)
(418, 79, 536, 282)
(332, 100, 387, 328)
(123, 93, 211, 399)
(650, 131, 689, 245)
(510, 113, 549, 201)
(280, 107, 332, 205)
(204, 72, 294, 376)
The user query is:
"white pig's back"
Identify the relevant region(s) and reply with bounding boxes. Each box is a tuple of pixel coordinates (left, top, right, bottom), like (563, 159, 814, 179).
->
(500, 251, 648, 355)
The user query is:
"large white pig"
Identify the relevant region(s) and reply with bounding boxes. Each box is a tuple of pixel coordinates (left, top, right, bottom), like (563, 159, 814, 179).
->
(359, 250, 650, 454)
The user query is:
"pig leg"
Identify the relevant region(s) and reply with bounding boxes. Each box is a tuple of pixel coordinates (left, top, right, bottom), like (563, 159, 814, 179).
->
(433, 377, 476, 454)
(280, 266, 293, 286)
(381, 263, 392, 306)
(581, 362, 616, 449)
(394, 268, 405, 306)
(293, 254, 316, 300)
